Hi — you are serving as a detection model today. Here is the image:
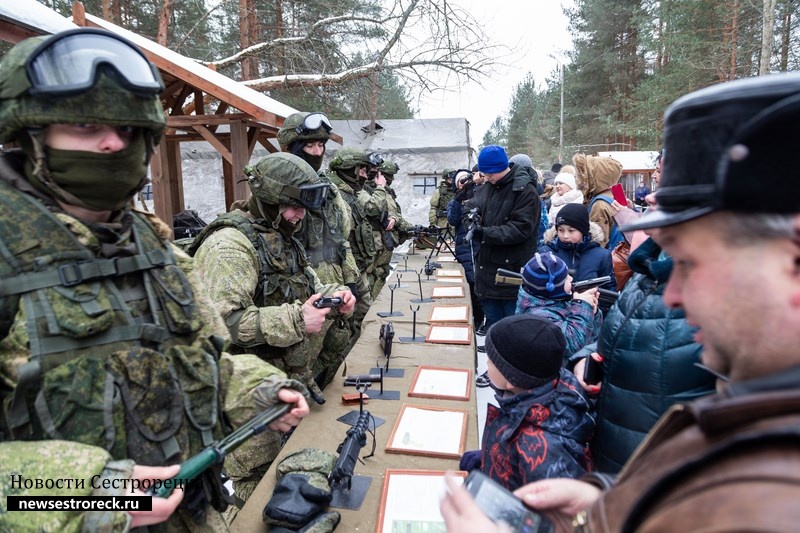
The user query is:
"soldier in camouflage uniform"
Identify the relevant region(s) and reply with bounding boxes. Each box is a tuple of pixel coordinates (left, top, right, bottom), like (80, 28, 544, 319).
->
(369, 158, 416, 300)
(0, 29, 309, 532)
(429, 168, 457, 228)
(191, 152, 356, 503)
(277, 113, 361, 390)
(325, 147, 390, 340)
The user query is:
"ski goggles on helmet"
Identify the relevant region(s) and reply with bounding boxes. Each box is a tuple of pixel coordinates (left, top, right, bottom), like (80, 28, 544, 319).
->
(284, 182, 330, 210)
(25, 28, 163, 97)
(295, 112, 333, 136)
(367, 152, 384, 166)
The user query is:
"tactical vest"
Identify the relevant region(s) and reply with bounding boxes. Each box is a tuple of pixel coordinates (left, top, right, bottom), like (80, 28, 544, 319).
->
(0, 179, 225, 470)
(188, 211, 315, 364)
(326, 173, 376, 269)
(296, 186, 347, 269)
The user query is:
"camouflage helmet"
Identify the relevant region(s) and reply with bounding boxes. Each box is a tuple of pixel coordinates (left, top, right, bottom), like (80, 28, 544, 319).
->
(442, 167, 457, 180)
(378, 159, 399, 176)
(244, 152, 329, 209)
(277, 112, 332, 150)
(328, 147, 370, 171)
(0, 28, 166, 144)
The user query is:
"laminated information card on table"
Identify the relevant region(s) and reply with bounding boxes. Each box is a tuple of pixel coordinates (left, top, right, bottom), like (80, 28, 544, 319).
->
(385, 404, 468, 459)
(375, 469, 466, 533)
(425, 324, 472, 345)
(428, 304, 470, 323)
(408, 365, 471, 401)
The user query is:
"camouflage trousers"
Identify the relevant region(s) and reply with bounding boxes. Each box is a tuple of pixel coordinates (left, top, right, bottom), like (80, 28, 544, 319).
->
(370, 249, 394, 301)
(313, 316, 353, 391)
(348, 271, 373, 344)
(224, 324, 332, 510)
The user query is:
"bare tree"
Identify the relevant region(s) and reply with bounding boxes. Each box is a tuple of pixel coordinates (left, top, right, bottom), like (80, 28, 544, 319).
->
(156, 0, 170, 46)
(760, 0, 777, 75)
(199, 0, 502, 106)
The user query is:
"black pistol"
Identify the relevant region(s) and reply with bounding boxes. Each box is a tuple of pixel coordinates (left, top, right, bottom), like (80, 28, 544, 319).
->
(313, 296, 344, 309)
(379, 322, 395, 358)
(572, 276, 612, 293)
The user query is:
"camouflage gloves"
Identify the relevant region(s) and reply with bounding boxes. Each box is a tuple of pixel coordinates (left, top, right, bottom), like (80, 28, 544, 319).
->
(253, 377, 311, 410)
(263, 448, 341, 532)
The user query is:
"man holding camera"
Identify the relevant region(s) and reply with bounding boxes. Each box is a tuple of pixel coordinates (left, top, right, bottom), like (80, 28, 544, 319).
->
(464, 146, 540, 331)
(448, 170, 484, 329)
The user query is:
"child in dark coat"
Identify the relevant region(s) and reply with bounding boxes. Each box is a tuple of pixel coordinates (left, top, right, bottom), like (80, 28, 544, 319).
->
(461, 315, 595, 491)
(516, 251, 603, 358)
(540, 203, 617, 291)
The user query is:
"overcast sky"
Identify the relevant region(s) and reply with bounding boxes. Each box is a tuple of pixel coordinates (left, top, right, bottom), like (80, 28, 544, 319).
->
(415, 0, 575, 147)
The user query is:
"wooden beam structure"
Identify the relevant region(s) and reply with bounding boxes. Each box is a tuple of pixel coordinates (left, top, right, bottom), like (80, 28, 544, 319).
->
(1, 1, 342, 233)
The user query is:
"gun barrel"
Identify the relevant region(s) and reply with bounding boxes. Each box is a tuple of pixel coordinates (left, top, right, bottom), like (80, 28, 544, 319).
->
(572, 276, 612, 292)
(329, 411, 371, 490)
(151, 402, 291, 498)
(494, 268, 523, 286)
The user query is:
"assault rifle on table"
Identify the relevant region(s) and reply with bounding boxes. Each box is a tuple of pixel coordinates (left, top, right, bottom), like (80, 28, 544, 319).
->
(494, 269, 618, 311)
(328, 410, 373, 491)
(149, 402, 292, 498)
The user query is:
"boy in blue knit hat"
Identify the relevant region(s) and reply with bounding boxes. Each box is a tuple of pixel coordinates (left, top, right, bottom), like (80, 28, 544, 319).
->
(516, 251, 603, 358)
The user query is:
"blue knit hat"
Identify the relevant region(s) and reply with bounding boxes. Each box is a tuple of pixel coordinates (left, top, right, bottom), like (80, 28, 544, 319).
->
(521, 252, 570, 300)
(478, 145, 509, 174)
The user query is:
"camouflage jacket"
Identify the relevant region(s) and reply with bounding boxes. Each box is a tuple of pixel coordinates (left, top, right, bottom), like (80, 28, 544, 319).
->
(326, 173, 388, 269)
(0, 153, 295, 531)
(191, 221, 343, 359)
(295, 180, 360, 286)
(429, 182, 455, 225)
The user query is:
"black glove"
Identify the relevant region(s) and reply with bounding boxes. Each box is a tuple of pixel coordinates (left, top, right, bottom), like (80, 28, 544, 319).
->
(270, 511, 341, 533)
(466, 224, 484, 242)
(345, 283, 359, 300)
(263, 473, 332, 529)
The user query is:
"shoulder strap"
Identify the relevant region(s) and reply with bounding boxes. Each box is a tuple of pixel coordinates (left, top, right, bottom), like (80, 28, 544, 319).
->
(589, 195, 614, 209)
(188, 211, 275, 305)
(0, 182, 175, 297)
(187, 211, 260, 257)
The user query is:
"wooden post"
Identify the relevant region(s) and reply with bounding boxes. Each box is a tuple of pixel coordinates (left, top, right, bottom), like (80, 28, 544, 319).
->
(230, 120, 251, 204)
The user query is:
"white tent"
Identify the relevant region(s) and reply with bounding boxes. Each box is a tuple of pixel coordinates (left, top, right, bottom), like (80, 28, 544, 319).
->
(176, 118, 474, 226)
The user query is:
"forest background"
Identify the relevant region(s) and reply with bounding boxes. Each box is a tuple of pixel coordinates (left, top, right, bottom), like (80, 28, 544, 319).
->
(17, 0, 800, 168)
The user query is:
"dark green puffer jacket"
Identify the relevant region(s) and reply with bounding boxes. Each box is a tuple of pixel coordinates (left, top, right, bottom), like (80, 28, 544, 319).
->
(571, 238, 716, 474)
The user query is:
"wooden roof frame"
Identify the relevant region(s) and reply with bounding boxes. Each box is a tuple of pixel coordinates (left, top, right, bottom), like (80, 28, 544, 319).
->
(1, 1, 341, 229)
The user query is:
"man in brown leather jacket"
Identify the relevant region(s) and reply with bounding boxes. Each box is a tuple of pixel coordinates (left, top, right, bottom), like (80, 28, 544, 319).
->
(441, 73, 800, 532)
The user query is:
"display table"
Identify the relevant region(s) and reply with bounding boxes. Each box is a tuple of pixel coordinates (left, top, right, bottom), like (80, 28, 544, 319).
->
(231, 250, 478, 532)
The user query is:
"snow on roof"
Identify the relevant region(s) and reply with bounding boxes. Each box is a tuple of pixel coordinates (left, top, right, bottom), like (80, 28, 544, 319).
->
(328, 118, 471, 153)
(598, 151, 659, 172)
(0, 0, 76, 36)
(82, 13, 298, 121)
